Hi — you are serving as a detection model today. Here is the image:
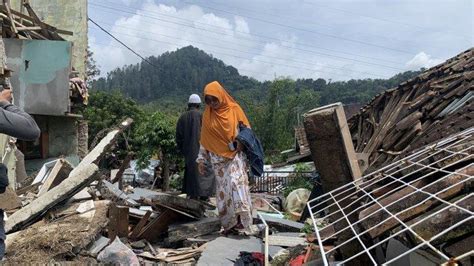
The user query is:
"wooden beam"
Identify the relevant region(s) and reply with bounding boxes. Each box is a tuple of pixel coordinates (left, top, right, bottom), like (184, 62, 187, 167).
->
(129, 210, 152, 240)
(166, 217, 221, 244)
(3, 0, 18, 36)
(359, 166, 472, 238)
(137, 209, 183, 243)
(108, 205, 129, 239)
(15, 182, 40, 195)
(303, 102, 361, 193)
(112, 152, 133, 190)
(147, 192, 208, 218)
(395, 111, 423, 131)
(22, 1, 52, 39)
(406, 196, 473, 245)
(16, 26, 41, 31)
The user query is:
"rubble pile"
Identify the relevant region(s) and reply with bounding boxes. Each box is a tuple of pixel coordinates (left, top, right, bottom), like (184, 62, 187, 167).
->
(4, 117, 314, 265)
(3, 118, 219, 264)
(349, 48, 474, 173)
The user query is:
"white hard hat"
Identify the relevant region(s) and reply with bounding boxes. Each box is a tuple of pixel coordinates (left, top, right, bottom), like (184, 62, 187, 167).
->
(188, 94, 201, 104)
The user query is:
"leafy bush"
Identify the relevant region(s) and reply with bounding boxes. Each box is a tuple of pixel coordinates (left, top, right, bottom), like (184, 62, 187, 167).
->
(282, 163, 314, 197)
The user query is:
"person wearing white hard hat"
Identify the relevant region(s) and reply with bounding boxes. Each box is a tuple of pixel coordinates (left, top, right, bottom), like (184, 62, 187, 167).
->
(176, 94, 214, 200)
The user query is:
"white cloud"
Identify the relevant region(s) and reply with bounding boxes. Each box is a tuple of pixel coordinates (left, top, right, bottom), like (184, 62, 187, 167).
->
(234, 16, 250, 34)
(406, 51, 443, 70)
(88, 0, 473, 81)
(89, 2, 392, 81)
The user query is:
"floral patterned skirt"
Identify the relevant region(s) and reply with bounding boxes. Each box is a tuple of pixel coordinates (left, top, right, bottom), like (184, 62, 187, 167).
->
(198, 148, 253, 231)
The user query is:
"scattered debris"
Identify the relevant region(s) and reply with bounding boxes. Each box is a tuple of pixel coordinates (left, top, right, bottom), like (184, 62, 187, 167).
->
(6, 200, 110, 264)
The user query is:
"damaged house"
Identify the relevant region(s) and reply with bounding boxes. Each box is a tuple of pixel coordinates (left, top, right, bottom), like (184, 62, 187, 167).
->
(0, 0, 88, 189)
(306, 48, 473, 265)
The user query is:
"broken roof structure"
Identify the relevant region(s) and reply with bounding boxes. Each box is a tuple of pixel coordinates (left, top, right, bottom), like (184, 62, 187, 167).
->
(349, 48, 474, 173)
(307, 48, 474, 265)
(309, 128, 472, 265)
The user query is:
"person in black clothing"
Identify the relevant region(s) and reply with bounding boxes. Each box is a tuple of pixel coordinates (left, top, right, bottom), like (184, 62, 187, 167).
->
(176, 94, 214, 200)
(0, 78, 40, 260)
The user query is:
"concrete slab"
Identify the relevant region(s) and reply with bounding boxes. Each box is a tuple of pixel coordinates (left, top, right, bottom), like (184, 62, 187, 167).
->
(128, 187, 161, 201)
(198, 236, 281, 265)
(87, 236, 110, 257)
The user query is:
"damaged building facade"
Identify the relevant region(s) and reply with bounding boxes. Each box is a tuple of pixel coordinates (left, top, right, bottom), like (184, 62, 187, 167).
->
(0, 0, 88, 188)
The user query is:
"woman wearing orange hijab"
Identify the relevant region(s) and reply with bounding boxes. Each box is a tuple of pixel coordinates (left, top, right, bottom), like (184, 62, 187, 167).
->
(197, 81, 253, 234)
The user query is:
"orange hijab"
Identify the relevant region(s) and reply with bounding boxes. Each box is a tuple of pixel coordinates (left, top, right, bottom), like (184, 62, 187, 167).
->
(200, 81, 250, 158)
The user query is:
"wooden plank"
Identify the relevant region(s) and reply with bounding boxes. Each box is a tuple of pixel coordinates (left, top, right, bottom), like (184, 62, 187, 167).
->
(395, 111, 423, 131)
(144, 198, 197, 219)
(164, 244, 207, 263)
(23, 1, 52, 39)
(0, 6, 71, 36)
(15, 182, 40, 195)
(393, 121, 422, 151)
(3, 0, 18, 35)
(36, 159, 73, 196)
(166, 217, 221, 244)
(147, 192, 208, 218)
(406, 196, 473, 245)
(267, 235, 307, 247)
(108, 205, 129, 239)
(137, 209, 183, 243)
(111, 152, 132, 190)
(16, 26, 41, 31)
(129, 210, 152, 240)
(359, 166, 472, 238)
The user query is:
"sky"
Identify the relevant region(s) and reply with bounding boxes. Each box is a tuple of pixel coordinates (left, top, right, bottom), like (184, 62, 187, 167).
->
(88, 0, 474, 81)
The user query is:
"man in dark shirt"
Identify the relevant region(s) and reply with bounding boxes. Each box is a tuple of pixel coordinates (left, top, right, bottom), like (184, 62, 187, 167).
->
(176, 94, 214, 200)
(0, 78, 40, 260)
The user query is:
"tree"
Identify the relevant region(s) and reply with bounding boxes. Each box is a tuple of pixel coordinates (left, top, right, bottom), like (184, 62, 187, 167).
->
(134, 112, 178, 191)
(86, 47, 101, 86)
(83, 91, 145, 158)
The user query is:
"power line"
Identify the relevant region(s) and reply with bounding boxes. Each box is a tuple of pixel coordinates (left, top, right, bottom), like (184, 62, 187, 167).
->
(92, 19, 393, 76)
(188, 0, 456, 53)
(89, 2, 405, 66)
(89, 25, 387, 79)
(181, 1, 414, 54)
(91, 40, 280, 80)
(88, 17, 159, 68)
(89, 3, 407, 75)
(301, 0, 472, 41)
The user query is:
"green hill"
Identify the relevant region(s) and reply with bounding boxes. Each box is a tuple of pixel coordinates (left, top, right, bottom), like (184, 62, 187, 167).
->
(92, 45, 420, 108)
